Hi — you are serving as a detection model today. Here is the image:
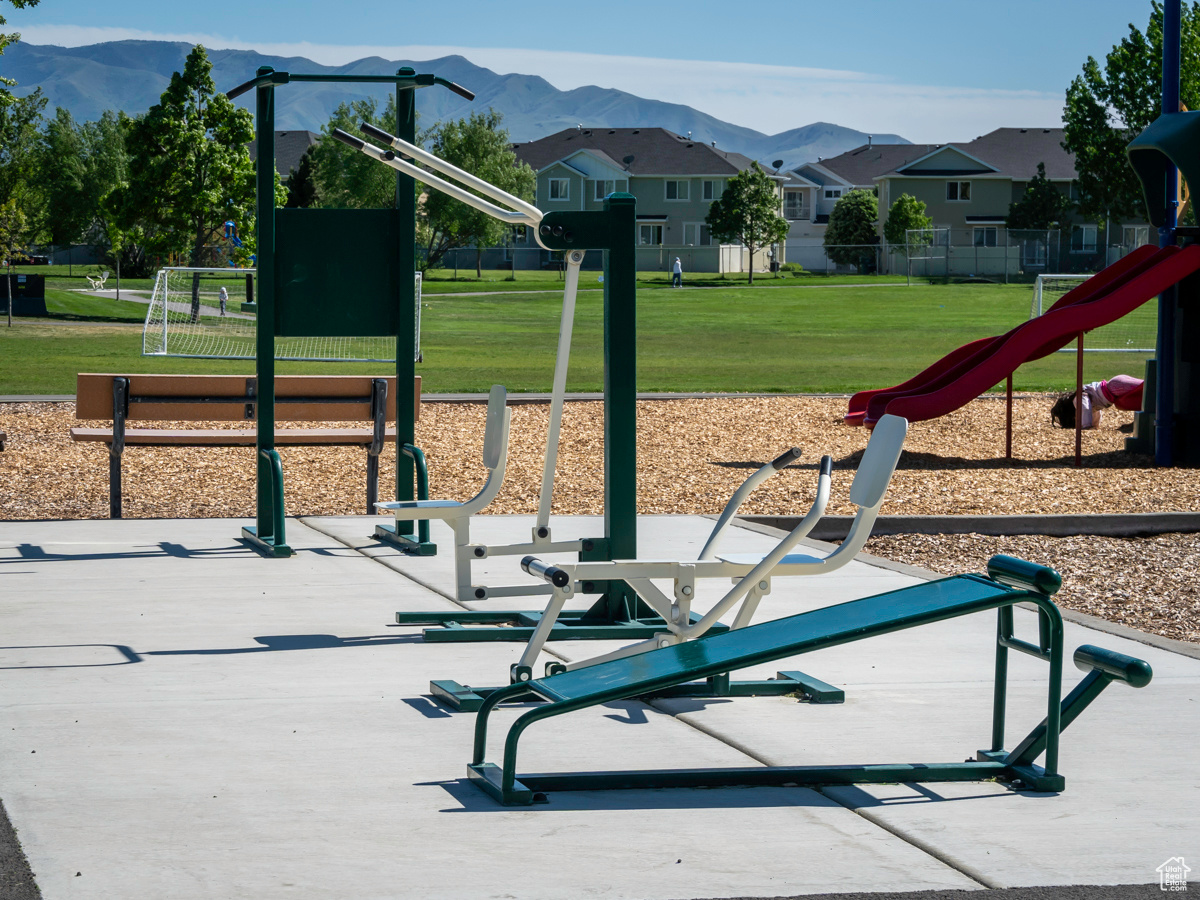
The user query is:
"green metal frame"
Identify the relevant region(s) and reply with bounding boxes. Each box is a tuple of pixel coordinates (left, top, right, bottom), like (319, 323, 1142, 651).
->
(375, 443, 435, 554)
(393, 196, 660, 637)
(465, 556, 1153, 806)
(229, 67, 445, 557)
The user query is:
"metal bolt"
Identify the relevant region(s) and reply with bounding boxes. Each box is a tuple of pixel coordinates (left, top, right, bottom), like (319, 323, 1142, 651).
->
(474, 547, 485, 557)
(474, 588, 486, 599)
(681, 585, 692, 596)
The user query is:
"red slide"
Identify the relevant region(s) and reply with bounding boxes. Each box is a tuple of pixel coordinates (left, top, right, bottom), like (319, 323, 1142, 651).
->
(845, 244, 1200, 426)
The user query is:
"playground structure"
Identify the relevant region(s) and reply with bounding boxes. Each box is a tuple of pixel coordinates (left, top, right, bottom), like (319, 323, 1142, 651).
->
(852, 5, 1200, 470)
(469, 554, 1153, 805)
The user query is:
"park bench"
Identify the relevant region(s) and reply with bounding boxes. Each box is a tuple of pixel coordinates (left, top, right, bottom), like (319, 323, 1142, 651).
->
(468, 554, 1153, 806)
(71, 373, 420, 518)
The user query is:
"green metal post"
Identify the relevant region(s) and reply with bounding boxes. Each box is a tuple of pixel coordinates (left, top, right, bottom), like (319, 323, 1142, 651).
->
(247, 67, 290, 556)
(395, 70, 417, 526)
(602, 194, 638, 557)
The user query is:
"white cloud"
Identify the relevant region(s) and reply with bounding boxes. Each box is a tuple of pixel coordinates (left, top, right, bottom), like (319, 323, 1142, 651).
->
(15, 24, 1063, 142)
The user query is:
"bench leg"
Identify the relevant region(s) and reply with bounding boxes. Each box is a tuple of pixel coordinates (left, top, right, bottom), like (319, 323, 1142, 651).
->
(109, 451, 122, 519)
(366, 452, 379, 514)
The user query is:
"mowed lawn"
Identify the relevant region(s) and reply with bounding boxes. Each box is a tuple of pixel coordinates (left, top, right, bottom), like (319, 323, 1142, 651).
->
(0, 280, 1152, 395)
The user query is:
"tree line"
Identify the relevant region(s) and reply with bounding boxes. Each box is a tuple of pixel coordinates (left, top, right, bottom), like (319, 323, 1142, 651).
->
(0, 41, 536, 278)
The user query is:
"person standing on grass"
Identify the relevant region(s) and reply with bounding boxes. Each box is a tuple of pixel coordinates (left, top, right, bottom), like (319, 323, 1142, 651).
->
(219, 286, 228, 317)
(672, 257, 682, 288)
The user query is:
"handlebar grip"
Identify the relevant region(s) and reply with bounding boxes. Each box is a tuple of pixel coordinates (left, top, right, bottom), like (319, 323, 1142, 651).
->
(986, 554, 1063, 596)
(771, 447, 802, 470)
(331, 128, 365, 151)
(359, 121, 398, 146)
(819, 454, 833, 477)
(1073, 645, 1153, 688)
(442, 80, 476, 101)
(521, 555, 570, 588)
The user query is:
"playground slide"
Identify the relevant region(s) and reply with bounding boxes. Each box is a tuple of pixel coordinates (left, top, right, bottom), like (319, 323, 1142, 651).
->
(845, 244, 1200, 426)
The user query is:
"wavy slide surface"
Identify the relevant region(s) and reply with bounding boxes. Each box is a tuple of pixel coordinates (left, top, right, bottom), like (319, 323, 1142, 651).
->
(846, 244, 1200, 426)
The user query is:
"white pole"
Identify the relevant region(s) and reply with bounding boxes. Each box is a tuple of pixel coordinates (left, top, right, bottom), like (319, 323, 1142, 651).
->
(536, 249, 584, 528)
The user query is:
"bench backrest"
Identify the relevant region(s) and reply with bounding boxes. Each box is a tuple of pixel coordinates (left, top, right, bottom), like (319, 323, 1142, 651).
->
(76, 374, 419, 423)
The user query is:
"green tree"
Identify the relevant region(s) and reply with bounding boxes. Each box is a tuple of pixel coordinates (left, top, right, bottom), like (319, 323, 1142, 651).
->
(422, 109, 536, 276)
(37, 108, 129, 247)
(883, 193, 932, 264)
(1, 0, 39, 108)
(106, 45, 266, 267)
(704, 162, 790, 284)
(0, 198, 26, 325)
(1006, 162, 1074, 230)
(284, 146, 319, 208)
(1062, 2, 1200, 223)
(310, 96, 408, 209)
(823, 189, 879, 272)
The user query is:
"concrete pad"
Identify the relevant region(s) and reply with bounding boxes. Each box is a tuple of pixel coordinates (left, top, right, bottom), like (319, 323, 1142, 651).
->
(0, 516, 988, 899)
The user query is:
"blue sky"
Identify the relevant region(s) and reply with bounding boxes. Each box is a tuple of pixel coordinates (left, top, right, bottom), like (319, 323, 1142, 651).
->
(7, 0, 1155, 142)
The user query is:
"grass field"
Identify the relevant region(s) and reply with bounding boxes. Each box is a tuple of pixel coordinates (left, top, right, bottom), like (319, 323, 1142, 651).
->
(0, 277, 1152, 396)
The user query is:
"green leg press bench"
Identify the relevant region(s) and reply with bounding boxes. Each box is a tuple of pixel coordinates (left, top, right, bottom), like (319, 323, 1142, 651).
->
(468, 555, 1152, 806)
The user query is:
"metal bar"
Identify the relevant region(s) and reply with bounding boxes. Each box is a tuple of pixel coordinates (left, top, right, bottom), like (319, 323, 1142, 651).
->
(254, 69, 278, 542)
(991, 606, 1010, 752)
(109, 377, 128, 519)
(537, 249, 583, 528)
(1158, 0, 1182, 466)
(395, 70, 418, 533)
(1005, 373, 1013, 459)
(1075, 331, 1083, 467)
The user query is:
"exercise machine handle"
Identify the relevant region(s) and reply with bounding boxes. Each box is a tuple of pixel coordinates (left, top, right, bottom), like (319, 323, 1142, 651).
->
(331, 128, 366, 151)
(521, 556, 570, 588)
(771, 447, 802, 470)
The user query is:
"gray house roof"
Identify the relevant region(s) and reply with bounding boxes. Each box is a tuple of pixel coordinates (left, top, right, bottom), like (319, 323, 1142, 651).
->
(808, 128, 1075, 185)
(513, 127, 758, 176)
(249, 130, 320, 177)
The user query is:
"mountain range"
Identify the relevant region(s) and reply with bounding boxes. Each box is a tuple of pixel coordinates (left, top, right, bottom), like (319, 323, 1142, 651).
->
(6, 40, 909, 168)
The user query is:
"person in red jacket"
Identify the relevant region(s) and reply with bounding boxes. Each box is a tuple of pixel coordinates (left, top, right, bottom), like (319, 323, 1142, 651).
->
(1051, 375, 1144, 429)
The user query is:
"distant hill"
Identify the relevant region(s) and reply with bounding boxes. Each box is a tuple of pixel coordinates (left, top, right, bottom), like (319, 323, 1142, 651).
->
(6, 40, 909, 169)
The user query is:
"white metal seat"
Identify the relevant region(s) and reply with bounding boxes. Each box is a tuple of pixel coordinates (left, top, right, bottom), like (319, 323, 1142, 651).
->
(376, 384, 511, 594)
(513, 414, 909, 677)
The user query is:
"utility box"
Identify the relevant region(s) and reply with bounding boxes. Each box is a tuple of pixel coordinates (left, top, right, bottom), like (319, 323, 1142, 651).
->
(1, 273, 48, 316)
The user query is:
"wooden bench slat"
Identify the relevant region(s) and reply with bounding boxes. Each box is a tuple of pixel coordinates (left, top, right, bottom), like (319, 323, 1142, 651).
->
(71, 427, 397, 446)
(75, 373, 420, 422)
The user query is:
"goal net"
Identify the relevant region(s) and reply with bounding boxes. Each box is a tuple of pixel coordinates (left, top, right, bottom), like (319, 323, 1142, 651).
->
(1029, 273, 1157, 353)
(141, 267, 422, 362)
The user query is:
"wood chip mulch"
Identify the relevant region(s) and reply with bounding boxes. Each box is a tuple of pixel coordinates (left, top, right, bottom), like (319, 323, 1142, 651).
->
(2, 396, 1198, 643)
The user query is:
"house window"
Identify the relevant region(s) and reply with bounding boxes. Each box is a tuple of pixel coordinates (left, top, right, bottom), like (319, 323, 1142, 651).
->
(665, 180, 690, 201)
(639, 224, 664, 245)
(1123, 225, 1150, 248)
(784, 193, 807, 220)
(548, 178, 569, 200)
(824, 189, 842, 200)
(703, 180, 720, 201)
(946, 181, 971, 201)
(593, 179, 616, 201)
(683, 223, 712, 246)
(1022, 238, 1048, 268)
(973, 227, 998, 247)
(1071, 224, 1098, 253)
(510, 224, 528, 244)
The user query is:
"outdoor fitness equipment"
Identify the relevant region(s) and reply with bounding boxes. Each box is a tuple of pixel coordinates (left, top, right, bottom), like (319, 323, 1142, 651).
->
(468, 555, 1154, 806)
(332, 121, 654, 636)
(225, 66, 473, 557)
(489, 416, 908, 696)
(422, 415, 906, 710)
(331, 123, 597, 583)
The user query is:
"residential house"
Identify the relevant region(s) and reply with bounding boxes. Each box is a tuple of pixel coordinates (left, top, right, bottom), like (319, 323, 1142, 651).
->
(786, 128, 1151, 277)
(249, 130, 320, 178)
(511, 127, 785, 273)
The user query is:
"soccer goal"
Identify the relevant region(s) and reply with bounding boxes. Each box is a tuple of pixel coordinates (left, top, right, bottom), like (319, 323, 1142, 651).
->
(1029, 272, 1157, 353)
(141, 267, 422, 362)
